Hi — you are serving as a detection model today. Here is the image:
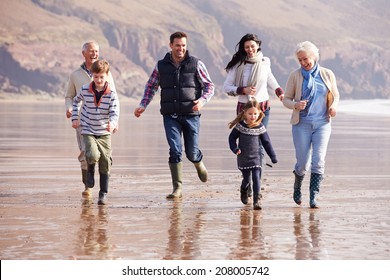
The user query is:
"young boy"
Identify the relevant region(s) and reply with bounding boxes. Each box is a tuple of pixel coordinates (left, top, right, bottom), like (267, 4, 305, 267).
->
(72, 59, 120, 205)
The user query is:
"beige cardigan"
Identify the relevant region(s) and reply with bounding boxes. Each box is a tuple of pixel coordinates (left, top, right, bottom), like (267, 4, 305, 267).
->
(283, 67, 340, 125)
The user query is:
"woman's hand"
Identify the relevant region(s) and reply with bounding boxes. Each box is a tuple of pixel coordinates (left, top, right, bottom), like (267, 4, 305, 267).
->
(294, 100, 308, 111)
(243, 86, 256, 96)
(329, 107, 337, 117)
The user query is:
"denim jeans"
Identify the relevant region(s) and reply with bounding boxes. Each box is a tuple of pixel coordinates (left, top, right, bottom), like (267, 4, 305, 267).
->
(292, 120, 331, 176)
(163, 114, 203, 164)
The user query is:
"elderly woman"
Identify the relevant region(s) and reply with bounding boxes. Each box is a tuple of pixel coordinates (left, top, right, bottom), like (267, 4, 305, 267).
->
(283, 41, 340, 208)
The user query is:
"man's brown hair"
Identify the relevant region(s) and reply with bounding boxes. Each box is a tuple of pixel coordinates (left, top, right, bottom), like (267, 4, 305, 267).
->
(170, 31, 187, 44)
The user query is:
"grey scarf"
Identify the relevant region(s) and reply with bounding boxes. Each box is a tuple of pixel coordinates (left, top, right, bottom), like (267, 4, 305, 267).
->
(234, 51, 264, 89)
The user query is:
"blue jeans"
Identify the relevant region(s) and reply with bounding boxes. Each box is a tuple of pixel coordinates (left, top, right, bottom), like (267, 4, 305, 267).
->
(262, 107, 270, 128)
(292, 120, 331, 176)
(163, 114, 203, 164)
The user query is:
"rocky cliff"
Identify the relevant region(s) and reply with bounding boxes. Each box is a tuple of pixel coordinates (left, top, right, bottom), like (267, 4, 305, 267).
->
(1, 0, 389, 99)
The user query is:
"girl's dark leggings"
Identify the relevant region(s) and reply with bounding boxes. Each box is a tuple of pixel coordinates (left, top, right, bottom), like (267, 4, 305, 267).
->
(241, 168, 261, 197)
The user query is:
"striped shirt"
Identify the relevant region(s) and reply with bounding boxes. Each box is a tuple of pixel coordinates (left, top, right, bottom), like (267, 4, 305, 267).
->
(72, 82, 120, 136)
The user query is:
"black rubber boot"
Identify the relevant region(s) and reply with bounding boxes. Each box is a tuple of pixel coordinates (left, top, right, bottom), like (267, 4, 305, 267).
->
(310, 173, 323, 208)
(98, 173, 109, 205)
(86, 163, 95, 188)
(293, 171, 305, 205)
(240, 181, 249, 205)
(253, 194, 262, 210)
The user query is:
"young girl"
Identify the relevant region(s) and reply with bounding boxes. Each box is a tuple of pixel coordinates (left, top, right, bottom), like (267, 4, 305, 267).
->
(228, 100, 277, 210)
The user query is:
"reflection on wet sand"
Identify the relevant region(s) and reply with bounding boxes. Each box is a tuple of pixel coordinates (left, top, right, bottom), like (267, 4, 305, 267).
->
(164, 200, 205, 260)
(228, 209, 270, 260)
(1, 100, 390, 259)
(293, 209, 328, 260)
(74, 200, 112, 259)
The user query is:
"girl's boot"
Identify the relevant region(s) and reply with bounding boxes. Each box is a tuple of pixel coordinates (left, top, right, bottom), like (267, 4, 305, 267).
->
(253, 194, 262, 210)
(98, 173, 109, 205)
(293, 171, 305, 205)
(167, 162, 183, 198)
(309, 173, 323, 208)
(240, 181, 249, 205)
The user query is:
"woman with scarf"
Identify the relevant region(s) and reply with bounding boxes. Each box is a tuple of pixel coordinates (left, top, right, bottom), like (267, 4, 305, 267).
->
(224, 33, 284, 200)
(283, 41, 340, 208)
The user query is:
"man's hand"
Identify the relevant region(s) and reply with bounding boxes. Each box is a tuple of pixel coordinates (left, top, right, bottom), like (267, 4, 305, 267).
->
(66, 108, 72, 118)
(192, 99, 204, 111)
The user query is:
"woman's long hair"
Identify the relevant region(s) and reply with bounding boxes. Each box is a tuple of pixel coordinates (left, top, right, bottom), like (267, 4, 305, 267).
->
(225, 33, 262, 72)
(228, 99, 264, 129)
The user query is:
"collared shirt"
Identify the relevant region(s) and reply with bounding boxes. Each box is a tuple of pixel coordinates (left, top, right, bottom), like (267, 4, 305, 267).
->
(139, 54, 215, 108)
(80, 62, 93, 78)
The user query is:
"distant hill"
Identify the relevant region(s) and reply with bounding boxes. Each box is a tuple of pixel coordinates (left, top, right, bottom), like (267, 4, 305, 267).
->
(1, 0, 390, 99)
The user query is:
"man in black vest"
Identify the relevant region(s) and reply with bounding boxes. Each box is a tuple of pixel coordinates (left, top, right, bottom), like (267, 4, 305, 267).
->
(134, 31, 215, 199)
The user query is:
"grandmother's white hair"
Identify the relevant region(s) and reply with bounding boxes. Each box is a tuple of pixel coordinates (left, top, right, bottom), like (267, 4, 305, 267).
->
(295, 41, 319, 61)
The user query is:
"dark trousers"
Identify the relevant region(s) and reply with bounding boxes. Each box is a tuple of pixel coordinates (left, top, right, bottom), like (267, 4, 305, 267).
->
(240, 167, 261, 197)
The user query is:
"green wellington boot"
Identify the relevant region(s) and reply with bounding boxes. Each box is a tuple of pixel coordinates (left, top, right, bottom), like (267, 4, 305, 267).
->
(194, 160, 208, 182)
(167, 162, 183, 199)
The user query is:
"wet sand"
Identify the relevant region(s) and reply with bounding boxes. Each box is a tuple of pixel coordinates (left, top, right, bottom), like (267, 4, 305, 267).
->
(0, 98, 390, 260)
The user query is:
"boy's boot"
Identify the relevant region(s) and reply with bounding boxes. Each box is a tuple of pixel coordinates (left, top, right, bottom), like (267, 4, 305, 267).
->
(167, 162, 183, 199)
(86, 163, 95, 188)
(293, 171, 305, 205)
(81, 169, 91, 197)
(193, 160, 208, 182)
(253, 194, 262, 210)
(240, 181, 249, 205)
(309, 173, 323, 208)
(98, 173, 109, 205)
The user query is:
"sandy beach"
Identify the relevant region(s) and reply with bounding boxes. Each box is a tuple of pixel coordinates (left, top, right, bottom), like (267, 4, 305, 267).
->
(0, 98, 390, 260)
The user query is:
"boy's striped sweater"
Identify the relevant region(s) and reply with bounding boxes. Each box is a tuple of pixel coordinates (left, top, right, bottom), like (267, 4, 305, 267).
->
(72, 82, 120, 136)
